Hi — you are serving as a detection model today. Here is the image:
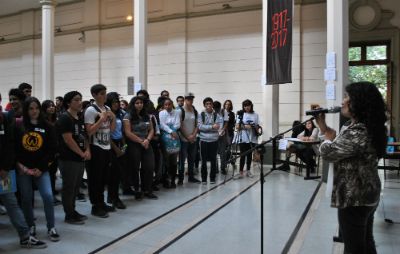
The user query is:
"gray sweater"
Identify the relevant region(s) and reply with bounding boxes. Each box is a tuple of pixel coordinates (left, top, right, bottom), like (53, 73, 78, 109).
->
(197, 111, 223, 143)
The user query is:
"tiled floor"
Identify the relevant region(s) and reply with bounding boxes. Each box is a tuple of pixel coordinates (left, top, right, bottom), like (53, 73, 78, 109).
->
(0, 165, 399, 254)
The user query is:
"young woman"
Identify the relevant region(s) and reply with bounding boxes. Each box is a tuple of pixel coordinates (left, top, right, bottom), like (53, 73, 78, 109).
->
(42, 100, 60, 205)
(234, 99, 260, 178)
(123, 96, 157, 200)
(293, 120, 319, 173)
(159, 98, 181, 188)
(219, 100, 235, 174)
(316, 82, 387, 254)
(15, 97, 60, 242)
(106, 92, 126, 209)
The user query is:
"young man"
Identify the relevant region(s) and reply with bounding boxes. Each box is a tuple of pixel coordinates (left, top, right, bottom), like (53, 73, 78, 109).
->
(176, 96, 184, 109)
(178, 93, 200, 184)
(198, 97, 223, 184)
(5, 83, 32, 112)
(84, 84, 116, 218)
(160, 90, 170, 98)
(0, 97, 47, 248)
(7, 88, 25, 120)
(18, 83, 32, 98)
(56, 91, 90, 225)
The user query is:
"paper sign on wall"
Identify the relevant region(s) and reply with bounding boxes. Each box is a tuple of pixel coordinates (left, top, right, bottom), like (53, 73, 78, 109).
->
(326, 83, 336, 100)
(326, 52, 336, 68)
(134, 83, 142, 93)
(324, 68, 336, 81)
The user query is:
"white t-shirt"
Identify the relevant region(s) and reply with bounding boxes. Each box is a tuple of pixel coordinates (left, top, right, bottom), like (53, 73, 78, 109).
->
(234, 112, 259, 144)
(84, 103, 111, 150)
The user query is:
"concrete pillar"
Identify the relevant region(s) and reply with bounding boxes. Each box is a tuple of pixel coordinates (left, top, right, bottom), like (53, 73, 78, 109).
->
(40, 0, 56, 100)
(134, 0, 148, 90)
(326, 0, 348, 130)
(322, 0, 349, 181)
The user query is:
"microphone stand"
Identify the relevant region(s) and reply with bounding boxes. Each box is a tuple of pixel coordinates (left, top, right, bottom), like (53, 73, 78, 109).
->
(226, 116, 318, 254)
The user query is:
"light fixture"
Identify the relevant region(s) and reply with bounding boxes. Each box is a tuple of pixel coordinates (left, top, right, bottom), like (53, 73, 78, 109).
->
(126, 15, 133, 21)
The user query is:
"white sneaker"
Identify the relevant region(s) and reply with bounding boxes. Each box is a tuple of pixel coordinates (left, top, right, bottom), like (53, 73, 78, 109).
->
(246, 171, 254, 178)
(47, 228, 60, 242)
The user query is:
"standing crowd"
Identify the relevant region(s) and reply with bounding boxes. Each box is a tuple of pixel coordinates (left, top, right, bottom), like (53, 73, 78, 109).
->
(0, 82, 263, 249)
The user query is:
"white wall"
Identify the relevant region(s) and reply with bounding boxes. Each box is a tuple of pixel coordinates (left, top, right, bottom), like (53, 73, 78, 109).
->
(0, 0, 329, 130)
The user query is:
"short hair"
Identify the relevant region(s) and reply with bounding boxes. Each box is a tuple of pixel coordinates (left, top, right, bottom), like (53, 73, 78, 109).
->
(137, 89, 149, 99)
(56, 96, 63, 102)
(213, 101, 221, 112)
(176, 96, 184, 102)
(18, 83, 32, 91)
(90, 84, 107, 96)
(106, 92, 120, 108)
(63, 91, 82, 109)
(9, 88, 26, 101)
(161, 90, 169, 96)
(203, 97, 213, 106)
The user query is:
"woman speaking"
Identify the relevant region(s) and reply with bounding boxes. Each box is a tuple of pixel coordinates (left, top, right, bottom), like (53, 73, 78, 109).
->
(316, 82, 387, 254)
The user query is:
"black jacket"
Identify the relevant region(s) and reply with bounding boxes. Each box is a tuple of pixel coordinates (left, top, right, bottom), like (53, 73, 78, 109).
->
(0, 112, 15, 172)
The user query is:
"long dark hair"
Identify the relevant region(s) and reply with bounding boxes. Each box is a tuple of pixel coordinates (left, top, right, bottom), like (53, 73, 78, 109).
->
(346, 82, 387, 158)
(303, 120, 316, 137)
(223, 100, 233, 112)
(22, 97, 46, 129)
(128, 96, 149, 122)
(242, 99, 254, 113)
(41, 100, 57, 124)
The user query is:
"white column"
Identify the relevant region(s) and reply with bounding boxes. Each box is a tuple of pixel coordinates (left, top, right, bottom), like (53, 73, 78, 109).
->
(262, 0, 279, 139)
(40, 0, 56, 101)
(134, 0, 148, 90)
(326, 0, 348, 130)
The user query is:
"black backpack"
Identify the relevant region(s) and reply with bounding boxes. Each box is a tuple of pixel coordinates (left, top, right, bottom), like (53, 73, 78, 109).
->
(201, 111, 217, 124)
(181, 106, 198, 127)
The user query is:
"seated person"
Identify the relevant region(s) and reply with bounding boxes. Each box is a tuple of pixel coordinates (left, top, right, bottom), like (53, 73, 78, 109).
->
(277, 120, 305, 171)
(292, 120, 319, 173)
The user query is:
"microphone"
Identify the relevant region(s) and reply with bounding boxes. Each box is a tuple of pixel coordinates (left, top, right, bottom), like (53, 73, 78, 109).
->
(305, 106, 341, 116)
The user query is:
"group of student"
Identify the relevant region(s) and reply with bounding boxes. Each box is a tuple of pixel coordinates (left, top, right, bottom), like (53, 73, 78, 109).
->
(0, 82, 262, 249)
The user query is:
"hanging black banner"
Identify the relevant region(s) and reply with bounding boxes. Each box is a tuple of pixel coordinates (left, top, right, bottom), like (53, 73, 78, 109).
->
(267, 0, 293, 84)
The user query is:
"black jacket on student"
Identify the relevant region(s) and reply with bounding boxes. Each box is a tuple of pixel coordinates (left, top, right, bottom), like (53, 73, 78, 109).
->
(0, 112, 15, 172)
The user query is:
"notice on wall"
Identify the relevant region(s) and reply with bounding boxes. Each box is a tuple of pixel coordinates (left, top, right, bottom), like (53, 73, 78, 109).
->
(326, 83, 336, 100)
(326, 52, 336, 68)
(324, 68, 336, 81)
(134, 83, 142, 94)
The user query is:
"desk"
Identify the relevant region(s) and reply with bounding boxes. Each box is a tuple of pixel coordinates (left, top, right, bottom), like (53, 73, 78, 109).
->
(274, 138, 321, 180)
(378, 142, 400, 179)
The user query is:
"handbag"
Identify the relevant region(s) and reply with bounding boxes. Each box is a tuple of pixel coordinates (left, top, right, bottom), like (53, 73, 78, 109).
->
(161, 125, 181, 154)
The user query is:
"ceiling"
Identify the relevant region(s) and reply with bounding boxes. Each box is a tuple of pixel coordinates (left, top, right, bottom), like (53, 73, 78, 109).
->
(0, 0, 76, 17)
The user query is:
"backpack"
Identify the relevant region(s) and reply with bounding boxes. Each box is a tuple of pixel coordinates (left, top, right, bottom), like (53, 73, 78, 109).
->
(181, 106, 198, 126)
(201, 111, 217, 124)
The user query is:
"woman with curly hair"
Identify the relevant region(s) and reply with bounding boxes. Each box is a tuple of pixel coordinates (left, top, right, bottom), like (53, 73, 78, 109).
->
(316, 82, 387, 254)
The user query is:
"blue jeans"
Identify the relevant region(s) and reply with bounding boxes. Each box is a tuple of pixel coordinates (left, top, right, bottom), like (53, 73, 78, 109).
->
(179, 141, 197, 179)
(17, 171, 55, 229)
(0, 192, 30, 240)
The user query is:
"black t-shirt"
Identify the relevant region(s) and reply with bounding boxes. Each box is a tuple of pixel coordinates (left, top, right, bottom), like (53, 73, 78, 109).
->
(56, 112, 87, 162)
(15, 121, 57, 172)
